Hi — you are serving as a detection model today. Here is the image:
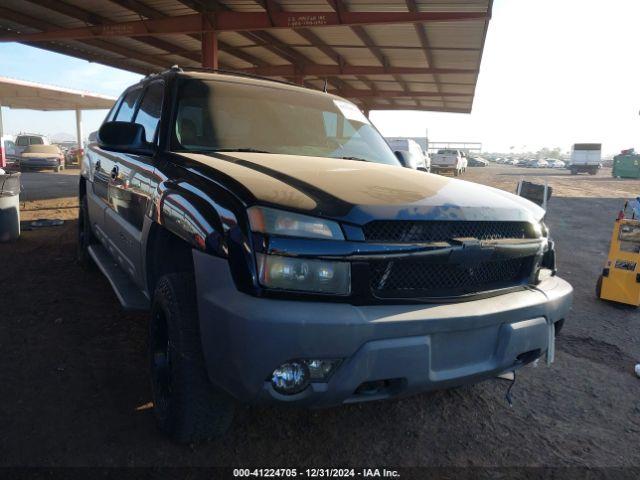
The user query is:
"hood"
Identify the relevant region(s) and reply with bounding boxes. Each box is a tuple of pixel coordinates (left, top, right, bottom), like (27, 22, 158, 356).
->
(176, 152, 545, 224)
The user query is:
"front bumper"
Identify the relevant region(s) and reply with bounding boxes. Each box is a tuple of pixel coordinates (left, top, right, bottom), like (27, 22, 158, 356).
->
(194, 251, 573, 407)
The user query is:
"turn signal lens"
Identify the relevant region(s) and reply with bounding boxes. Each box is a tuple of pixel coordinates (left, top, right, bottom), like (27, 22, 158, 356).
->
(248, 206, 344, 240)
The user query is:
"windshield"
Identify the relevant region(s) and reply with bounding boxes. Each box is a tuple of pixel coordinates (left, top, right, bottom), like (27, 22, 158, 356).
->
(172, 79, 399, 166)
(437, 149, 458, 155)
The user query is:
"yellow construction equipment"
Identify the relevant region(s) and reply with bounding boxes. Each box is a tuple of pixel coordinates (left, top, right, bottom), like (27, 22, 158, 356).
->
(597, 201, 640, 306)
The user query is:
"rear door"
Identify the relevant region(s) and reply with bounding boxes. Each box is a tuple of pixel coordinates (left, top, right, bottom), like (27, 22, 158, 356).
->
(105, 80, 164, 282)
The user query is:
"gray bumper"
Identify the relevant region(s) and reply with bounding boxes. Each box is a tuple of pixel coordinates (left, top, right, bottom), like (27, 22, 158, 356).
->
(194, 252, 573, 407)
(20, 158, 59, 169)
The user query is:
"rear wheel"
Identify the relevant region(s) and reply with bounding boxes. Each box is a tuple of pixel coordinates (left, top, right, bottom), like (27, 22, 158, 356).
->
(150, 273, 234, 443)
(570, 168, 578, 175)
(554, 318, 565, 335)
(595, 274, 603, 298)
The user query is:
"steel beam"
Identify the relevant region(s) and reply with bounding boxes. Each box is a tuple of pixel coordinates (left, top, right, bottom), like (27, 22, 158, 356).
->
(0, 11, 487, 41)
(335, 90, 472, 99)
(238, 65, 476, 76)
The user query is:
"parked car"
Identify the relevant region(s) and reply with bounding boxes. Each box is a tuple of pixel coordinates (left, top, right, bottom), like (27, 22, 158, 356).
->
(19, 144, 65, 172)
(55, 141, 77, 161)
(13, 133, 50, 158)
(468, 156, 488, 167)
(387, 138, 430, 171)
(431, 149, 466, 175)
(551, 160, 566, 169)
(2, 135, 16, 165)
(529, 159, 549, 168)
(79, 68, 572, 443)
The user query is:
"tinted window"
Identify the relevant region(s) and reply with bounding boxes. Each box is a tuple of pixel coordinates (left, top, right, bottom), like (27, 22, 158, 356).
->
(115, 88, 141, 122)
(29, 136, 44, 145)
(134, 82, 164, 143)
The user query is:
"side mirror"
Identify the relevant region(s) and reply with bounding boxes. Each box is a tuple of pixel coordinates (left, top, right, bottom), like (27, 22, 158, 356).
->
(98, 121, 155, 156)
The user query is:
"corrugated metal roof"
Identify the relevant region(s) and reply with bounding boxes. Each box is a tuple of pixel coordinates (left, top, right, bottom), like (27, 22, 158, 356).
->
(0, 0, 492, 113)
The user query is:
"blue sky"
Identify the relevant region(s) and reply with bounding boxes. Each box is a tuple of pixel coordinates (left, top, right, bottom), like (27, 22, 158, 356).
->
(1, 0, 639, 154)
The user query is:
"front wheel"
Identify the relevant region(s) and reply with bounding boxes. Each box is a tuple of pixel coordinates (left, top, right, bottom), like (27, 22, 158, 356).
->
(77, 195, 96, 270)
(150, 273, 235, 443)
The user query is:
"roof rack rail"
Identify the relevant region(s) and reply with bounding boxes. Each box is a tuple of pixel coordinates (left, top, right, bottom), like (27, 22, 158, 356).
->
(163, 65, 315, 90)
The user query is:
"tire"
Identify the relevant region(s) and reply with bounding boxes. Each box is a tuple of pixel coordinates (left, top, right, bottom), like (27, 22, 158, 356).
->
(77, 195, 96, 270)
(595, 274, 603, 299)
(454, 169, 459, 177)
(554, 318, 565, 335)
(150, 273, 235, 443)
(570, 168, 577, 175)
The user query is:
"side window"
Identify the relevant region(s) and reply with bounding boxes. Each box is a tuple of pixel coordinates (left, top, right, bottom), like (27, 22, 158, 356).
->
(115, 88, 142, 122)
(134, 82, 164, 143)
(105, 94, 124, 123)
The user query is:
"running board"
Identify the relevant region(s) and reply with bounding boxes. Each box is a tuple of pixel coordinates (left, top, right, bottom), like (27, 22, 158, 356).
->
(88, 244, 150, 311)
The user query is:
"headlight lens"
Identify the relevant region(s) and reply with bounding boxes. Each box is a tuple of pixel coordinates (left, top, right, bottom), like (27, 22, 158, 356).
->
(248, 206, 344, 240)
(257, 253, 350, 294)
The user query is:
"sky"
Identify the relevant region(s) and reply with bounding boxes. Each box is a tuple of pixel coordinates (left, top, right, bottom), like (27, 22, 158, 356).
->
(1, 0, 639, 155)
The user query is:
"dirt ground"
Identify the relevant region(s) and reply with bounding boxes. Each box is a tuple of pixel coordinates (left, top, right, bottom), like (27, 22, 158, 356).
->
(1, 165, 639, 468)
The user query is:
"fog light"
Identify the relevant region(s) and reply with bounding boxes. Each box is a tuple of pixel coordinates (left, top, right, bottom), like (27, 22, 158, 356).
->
(306, 359, 341, 380)
(271, 361, 310, 395)
(270, 359, 342, 395)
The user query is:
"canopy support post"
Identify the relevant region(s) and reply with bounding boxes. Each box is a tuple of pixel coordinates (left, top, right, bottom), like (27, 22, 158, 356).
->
(0, 100, 5, 169)
(75, 108, 83, 161)
(202, 30, 218, 69)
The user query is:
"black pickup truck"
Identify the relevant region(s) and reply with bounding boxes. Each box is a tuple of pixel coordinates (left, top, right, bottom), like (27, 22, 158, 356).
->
(79, 67, 572, 443)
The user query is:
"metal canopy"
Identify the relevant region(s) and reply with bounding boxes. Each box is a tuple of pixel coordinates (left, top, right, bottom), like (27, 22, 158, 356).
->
(0, 76, 116, 110)
(0, 0, 493, 114)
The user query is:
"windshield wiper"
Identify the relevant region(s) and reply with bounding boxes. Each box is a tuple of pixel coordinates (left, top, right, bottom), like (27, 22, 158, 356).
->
(207, 148, 272, 154)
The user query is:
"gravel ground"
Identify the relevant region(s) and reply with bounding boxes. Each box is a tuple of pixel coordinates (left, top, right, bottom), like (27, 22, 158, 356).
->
(1, 164, 639, 468)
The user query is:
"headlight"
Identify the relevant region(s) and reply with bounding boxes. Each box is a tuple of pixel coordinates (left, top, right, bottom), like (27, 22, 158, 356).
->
(257, 253, 350, 294)
(248, 206, 344, 240)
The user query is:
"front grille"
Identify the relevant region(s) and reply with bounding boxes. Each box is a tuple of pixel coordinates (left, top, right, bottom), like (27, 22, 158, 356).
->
(363, 221, 535, 243)
(370, 257, 532, 299)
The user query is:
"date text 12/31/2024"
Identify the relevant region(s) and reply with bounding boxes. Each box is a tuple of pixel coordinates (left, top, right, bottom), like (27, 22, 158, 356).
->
(233, 468, 400, 478)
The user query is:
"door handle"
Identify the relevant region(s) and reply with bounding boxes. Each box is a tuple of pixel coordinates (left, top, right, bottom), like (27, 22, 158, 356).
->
(110, 166, 119, 180)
